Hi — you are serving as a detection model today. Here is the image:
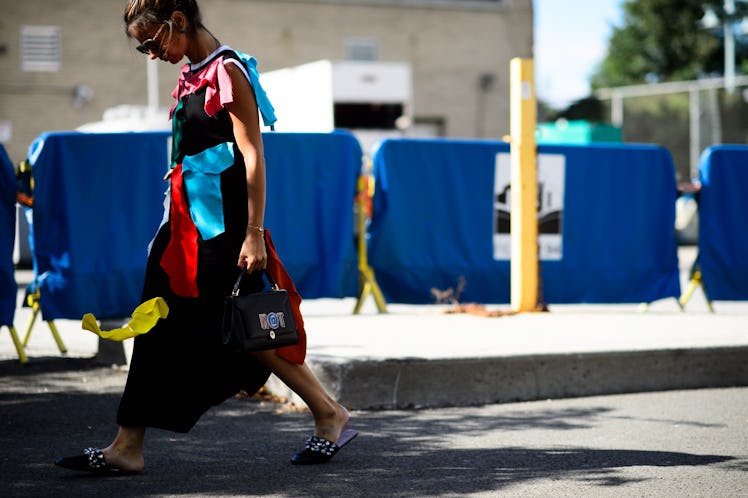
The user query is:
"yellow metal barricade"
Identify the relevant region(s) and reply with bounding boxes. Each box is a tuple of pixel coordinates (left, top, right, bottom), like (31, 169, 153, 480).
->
(679, 258, 714, 312)
(2, 324, 27, 364)
(22, 286, 67, 354)
(353, 171, 387, 314)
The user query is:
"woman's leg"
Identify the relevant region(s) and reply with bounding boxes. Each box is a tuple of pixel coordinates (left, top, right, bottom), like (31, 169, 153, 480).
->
(101, 426, 146, 472)
(253, 351, 349, 443)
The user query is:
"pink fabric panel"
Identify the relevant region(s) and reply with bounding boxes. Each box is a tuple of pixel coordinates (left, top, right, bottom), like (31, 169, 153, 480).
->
(170, 58, 235, 118)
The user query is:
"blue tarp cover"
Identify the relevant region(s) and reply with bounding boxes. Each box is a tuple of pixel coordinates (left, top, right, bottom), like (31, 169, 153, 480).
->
(262, 131, 360, 298)
(698, 145, 748, 301)
(1, 145, 16, 326)
(29, 132, 169, 320)
(369, 139, 680, 304)
(28, 131, 361, 320)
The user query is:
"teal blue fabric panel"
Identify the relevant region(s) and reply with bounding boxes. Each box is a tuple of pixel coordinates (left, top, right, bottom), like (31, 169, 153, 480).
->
(182, 142, 234, 240)
(234, 51, 277, 129)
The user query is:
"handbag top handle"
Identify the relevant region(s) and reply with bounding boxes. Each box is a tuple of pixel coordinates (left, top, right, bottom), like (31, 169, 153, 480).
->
(231, 269, 280, 297)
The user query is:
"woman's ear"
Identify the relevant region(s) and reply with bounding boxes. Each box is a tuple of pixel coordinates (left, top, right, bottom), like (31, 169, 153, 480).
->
(171, 11, 188, 32)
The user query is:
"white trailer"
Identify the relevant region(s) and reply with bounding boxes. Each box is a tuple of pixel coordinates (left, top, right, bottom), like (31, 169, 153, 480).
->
(260, 60, 413, 154)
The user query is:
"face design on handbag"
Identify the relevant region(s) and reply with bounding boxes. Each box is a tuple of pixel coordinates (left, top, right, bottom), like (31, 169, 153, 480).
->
(258, 312, 286, 332)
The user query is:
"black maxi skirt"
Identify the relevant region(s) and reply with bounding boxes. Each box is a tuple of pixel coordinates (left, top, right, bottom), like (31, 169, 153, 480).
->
(116, 223, 270, 433)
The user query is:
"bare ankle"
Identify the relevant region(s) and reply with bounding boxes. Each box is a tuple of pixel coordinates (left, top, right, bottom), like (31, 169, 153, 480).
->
(102, 446, 144, 473)
(314, 402, 350, 442)
(102, 435, 145, 473)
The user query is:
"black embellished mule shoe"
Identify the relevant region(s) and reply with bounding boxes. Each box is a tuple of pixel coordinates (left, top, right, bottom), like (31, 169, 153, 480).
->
(290, 428, 359, 465)
(55, 447, 137, 475)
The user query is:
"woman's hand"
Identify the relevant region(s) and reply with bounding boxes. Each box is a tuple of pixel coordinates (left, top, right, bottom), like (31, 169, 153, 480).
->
(238, 229, 267, 272)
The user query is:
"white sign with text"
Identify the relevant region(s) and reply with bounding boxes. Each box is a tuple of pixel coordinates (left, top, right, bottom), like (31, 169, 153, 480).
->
(493, 153, 565, 261)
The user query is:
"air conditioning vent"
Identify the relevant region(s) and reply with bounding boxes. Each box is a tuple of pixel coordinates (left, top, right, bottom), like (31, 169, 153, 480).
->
(21, 26, 61, 72)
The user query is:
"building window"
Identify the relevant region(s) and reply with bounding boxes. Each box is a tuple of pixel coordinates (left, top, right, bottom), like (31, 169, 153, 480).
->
(345, 38, 379, 61)
(21, 26, 61, 72)
(334, 103, 403, 129)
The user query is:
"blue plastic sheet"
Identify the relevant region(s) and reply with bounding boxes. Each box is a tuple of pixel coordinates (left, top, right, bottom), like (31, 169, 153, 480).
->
(698, 145, 748, 300)
(369, 139, 680, 304)
(28, 131, 361, 320)
(29, 132, 169, 320)
(263, 131, 361, 298)
(0, 145, 16, 326)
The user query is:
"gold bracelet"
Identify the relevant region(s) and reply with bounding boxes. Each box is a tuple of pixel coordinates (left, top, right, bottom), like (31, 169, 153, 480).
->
(247, 224, 265, 234)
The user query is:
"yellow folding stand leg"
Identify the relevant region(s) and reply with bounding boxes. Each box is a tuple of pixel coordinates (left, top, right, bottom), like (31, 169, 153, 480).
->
(354, 266, 387, 315)
(46, 320, 67, 353)
(21, 303, 37, 347)
(3, 325, 28, 364)
(678, 268, 715, 312)
(22, 287, 67, 353)
(353, 174, 387, 315)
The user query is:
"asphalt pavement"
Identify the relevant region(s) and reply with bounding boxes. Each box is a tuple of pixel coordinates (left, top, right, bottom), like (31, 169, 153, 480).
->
(2, 245, 748, 496)
(1, 363, 746, 497)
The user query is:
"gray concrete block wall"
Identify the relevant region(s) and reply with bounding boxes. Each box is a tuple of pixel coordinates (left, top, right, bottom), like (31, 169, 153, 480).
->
(0, 0, 532, 162)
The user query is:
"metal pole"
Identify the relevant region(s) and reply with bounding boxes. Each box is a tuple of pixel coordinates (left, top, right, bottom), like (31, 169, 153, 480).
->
(611, 92, 624, 127)
(689, 86, 701, 180)
(725, 0, 736, 94)
(147, 58, 159, 112)
(509, 58, 538, 313)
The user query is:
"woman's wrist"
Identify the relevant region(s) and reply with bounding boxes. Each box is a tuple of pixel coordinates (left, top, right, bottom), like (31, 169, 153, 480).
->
(246, 224, 264, 235)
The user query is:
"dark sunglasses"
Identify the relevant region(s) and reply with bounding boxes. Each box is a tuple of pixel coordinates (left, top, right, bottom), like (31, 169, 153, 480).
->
(135, 22, 169, 55)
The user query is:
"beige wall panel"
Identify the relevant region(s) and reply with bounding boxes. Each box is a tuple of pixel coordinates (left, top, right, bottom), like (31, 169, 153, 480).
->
(0, 0, 532, 161)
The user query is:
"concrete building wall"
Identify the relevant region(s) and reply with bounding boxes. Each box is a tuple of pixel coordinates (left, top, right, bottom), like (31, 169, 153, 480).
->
(0, 0, 532, 162)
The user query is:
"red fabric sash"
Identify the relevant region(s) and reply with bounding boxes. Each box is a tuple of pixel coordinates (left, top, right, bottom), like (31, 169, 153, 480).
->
(160, 164, 200, 297)
(265, 230, 306, 365)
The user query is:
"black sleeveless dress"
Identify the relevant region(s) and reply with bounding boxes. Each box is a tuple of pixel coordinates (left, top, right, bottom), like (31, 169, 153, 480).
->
(117, 47, 274, 433)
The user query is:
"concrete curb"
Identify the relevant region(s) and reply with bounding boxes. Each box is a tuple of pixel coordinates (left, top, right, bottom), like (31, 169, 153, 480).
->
(267, 346, 748, 409)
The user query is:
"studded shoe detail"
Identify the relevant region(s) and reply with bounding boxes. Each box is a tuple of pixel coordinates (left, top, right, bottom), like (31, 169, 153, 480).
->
(290, 429, 359, 465)
(55, 447, 137, 474)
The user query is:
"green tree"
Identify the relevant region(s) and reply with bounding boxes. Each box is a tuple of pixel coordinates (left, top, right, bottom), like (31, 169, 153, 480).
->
(591, 0, 748, 89)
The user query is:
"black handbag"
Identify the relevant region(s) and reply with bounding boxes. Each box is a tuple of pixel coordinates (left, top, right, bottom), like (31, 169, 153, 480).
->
(221, 269, 299, 352)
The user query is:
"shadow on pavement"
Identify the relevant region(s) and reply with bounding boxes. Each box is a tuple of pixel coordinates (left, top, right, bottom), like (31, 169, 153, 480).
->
(0, 365, 737, 497)
(0, 357, 100, 377)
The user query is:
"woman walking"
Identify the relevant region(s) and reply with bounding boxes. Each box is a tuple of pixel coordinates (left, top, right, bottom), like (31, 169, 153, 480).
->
(55, 0, 356, 474)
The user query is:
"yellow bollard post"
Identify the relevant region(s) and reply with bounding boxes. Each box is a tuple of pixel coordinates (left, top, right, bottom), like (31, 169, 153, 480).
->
(509, 58, 539, 312)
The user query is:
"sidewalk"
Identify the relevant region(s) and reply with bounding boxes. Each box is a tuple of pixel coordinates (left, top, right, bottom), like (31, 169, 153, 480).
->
(3, 246, 748, 409)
